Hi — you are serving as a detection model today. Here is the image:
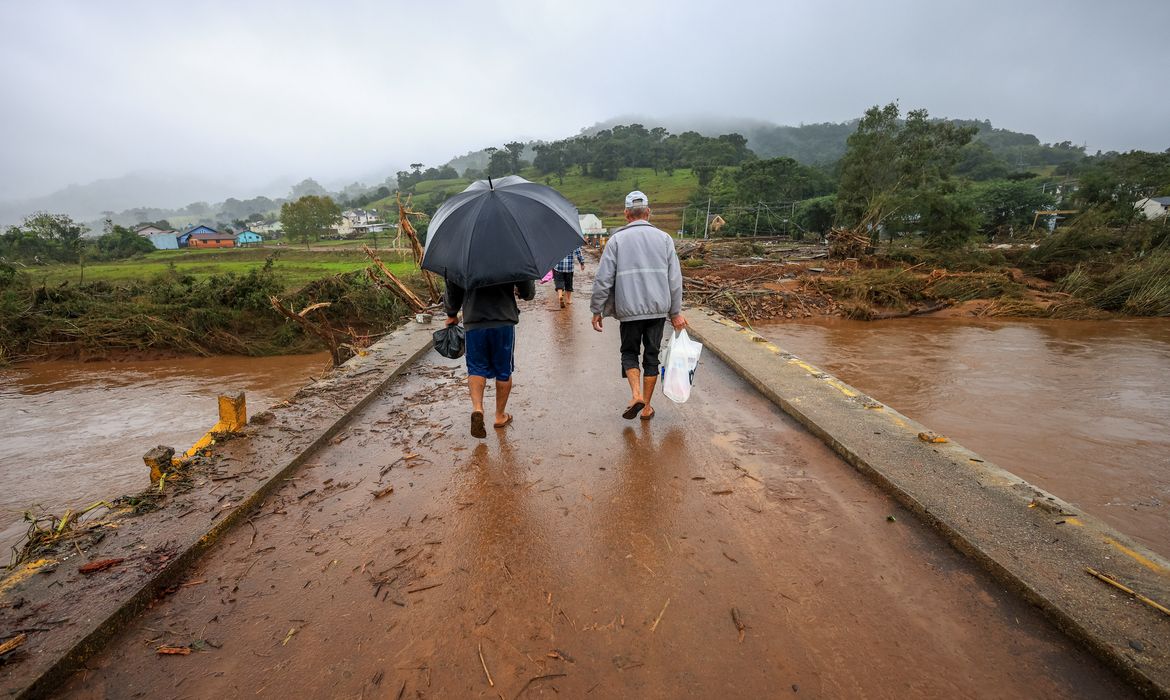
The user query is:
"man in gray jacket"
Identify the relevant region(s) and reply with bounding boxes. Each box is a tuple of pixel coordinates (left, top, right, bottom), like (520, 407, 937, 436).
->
(591, 191, 687, 420)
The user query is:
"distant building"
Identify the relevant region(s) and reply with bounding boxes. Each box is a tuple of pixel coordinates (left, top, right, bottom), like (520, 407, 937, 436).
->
(236, 230, 263, 247)
(178, 225, 217, 248)
(334, 209, 386, 238)
(578, 213, 606, 237)
(1135, 196, 1170, 220)
(146, 232, 179, 250)
(706, 214, 727, 233)
(252, 221, 283, 235)
(185, 226, 236, 248)
(135, 224, 176, 238)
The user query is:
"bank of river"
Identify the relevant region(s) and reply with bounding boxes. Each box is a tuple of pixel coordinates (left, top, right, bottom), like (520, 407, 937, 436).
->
(758, 317, 1170, 559)
(0, 353, 330, 555)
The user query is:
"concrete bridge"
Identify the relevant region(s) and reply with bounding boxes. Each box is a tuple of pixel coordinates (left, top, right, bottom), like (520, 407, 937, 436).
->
(1, 272, 1167, 698)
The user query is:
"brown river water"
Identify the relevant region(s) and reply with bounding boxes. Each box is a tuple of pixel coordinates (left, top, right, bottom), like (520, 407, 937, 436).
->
(0, 353, 330, 555)
(759, 317, 1170, 559)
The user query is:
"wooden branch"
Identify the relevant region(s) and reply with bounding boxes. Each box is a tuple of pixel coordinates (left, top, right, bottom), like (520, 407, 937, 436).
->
(396, 193, 441, 302)
(269, 296, 346, 366)
(362, 247, 427, 312)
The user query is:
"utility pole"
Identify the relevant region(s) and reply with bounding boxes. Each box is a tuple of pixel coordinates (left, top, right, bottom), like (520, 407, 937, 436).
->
(753, 202, 761, 237)
(680, 203, 689, 237)
(702, 197, 712, 240)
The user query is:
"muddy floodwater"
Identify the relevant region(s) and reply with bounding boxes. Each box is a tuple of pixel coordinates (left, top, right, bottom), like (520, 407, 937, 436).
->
(0, 353, 330, 554)
(758, 317, 1170, 559)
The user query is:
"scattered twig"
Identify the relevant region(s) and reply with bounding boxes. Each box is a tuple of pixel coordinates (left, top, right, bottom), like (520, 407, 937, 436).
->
(1086, 567, 1170, 617)
(731, 608, 746, 643)
(478, 643, 494, 687)
(0, 633, 28, 656)
(406, 582, 443, 594)
(514, 673, 567, 699)
(649, 598, 670, 633)
(156, 645, 191, 655)
(78, 558, 124, 575)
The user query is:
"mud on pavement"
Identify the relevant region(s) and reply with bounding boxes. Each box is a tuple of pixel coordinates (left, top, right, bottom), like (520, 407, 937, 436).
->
(57, 283, 1133, 699)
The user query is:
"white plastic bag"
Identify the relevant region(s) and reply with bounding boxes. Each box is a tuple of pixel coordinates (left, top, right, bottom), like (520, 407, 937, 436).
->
(662, 328, 703, 404)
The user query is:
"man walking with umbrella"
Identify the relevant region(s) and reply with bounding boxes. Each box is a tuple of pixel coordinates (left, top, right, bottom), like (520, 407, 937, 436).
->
(444, 278, 534, 438)
(422, 175, 585, 439)
(590, 191, 686, 420)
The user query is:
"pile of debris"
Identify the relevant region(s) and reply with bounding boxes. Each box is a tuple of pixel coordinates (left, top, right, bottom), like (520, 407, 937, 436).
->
(683, 262, 841, 322)
(826, 228, 872, 259)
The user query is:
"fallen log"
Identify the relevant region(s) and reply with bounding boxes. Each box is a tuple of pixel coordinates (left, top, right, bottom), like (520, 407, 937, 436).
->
(362, 247, 428, 313)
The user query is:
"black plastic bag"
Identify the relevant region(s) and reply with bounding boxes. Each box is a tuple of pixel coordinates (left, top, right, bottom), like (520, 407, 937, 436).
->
(432, 324, 466, 359)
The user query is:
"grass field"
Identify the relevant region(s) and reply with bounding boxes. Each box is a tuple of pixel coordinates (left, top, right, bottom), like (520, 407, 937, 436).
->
(31, 247, 416, 290)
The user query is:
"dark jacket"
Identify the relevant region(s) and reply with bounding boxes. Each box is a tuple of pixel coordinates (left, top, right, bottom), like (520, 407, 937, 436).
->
(445, 279, 536, 330)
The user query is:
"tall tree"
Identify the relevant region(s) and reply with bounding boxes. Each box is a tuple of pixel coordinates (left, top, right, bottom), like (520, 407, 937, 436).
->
(504, 142, 525, 173)
(836, 103, 976, 247)
(280, 195, 341, 250)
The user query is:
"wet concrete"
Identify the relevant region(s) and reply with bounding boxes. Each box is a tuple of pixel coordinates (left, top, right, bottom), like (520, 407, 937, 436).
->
(756, 317, 1170, 559)
(57, 282, 1132, 698)
(0, 353, 331, 552)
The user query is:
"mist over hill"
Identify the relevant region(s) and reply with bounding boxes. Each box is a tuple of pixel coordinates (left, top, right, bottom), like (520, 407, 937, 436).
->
(0, 112, 1104, 229)
(0, 172, 288, 227)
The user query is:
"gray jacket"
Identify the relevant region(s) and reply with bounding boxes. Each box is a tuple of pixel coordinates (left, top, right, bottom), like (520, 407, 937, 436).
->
(590, 220, 683, 321)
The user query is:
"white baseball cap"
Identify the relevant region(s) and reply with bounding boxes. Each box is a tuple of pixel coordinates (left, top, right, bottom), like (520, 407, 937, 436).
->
(624, 190, 649, 208)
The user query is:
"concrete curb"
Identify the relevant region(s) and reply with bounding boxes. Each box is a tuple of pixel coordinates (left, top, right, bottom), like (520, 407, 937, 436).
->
(1, 320, 439, 699)
(686, 308, 1170, 699)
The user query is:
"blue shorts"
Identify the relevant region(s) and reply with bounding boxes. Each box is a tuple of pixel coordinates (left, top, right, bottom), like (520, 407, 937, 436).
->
(465, 325, 515, 381)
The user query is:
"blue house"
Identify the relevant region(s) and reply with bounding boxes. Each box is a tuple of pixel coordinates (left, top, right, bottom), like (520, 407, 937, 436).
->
(178, 225, 217, 248)
(236, 230, 263, 247)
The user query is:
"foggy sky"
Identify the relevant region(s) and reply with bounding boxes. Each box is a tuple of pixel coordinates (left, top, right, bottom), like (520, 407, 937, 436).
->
(1, 0, 1167, 201)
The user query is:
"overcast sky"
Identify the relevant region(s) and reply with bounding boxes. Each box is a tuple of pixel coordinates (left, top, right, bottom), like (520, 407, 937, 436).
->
(1, 0, 1167, 200)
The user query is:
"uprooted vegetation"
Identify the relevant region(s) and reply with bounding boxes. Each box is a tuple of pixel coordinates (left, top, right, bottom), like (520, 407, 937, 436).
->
(680, 216, 1170, 323)
(0, 256, 423, 364)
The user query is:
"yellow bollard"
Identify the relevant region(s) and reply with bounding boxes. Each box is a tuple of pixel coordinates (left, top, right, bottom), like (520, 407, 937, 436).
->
(182, 392, 248, 461)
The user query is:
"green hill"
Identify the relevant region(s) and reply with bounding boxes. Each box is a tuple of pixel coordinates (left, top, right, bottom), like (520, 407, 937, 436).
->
(368, 168, 700, 235)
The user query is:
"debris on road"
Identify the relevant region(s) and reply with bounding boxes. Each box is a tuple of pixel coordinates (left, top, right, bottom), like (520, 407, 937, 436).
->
(0, 633, 28, 658)
(731, 608, 746, 643)
(477, 642, 494, 687)
(156, 645, 191, 656)
(1086, 567, 1170, 618)
(78, 558, 124, 575)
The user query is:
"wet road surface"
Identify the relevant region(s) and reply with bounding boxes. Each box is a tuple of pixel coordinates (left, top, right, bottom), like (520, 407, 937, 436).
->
(60, 281, 1132, 698)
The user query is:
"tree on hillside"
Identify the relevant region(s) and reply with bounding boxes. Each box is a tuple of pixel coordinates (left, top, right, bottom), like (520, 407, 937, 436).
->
(487, 149, 513, 178)
(836, 103, 976, 247)
(533, 143, 568, 184)
(504, 142, 526, 173)
(280, 195, 341, 250)
(726, 157, 834, 203)
(290, 178, 328, 199)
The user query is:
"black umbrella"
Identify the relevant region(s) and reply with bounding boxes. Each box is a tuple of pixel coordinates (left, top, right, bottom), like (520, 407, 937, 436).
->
(421, 175, 584, 289)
